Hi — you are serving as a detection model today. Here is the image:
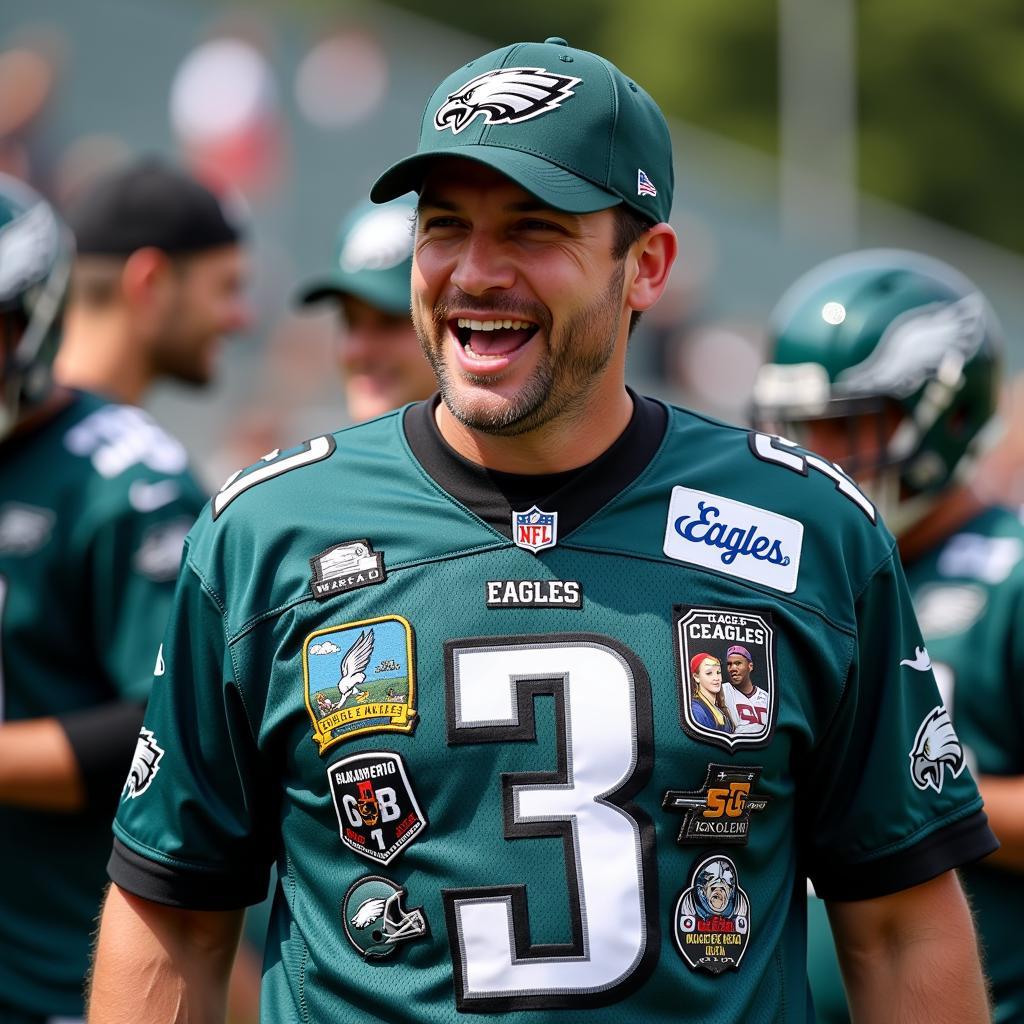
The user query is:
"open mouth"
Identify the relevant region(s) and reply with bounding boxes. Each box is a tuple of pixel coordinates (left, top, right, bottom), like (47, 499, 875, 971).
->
(452, 317, 539, 359)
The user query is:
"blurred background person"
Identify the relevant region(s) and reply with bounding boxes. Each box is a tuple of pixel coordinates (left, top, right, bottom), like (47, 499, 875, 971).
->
(57, 157, 249, 406)
(0, 174, 208, 1024)
(752, 249, 1024, 1024)
(296, 194, 434, 421)
(58, 156, 262, 1024)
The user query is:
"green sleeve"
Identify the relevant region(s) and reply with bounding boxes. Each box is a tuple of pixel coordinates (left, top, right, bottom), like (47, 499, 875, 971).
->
(86, 495, 199, 702)
(110, 549, 275, 909)
(801, 549, 993, 899)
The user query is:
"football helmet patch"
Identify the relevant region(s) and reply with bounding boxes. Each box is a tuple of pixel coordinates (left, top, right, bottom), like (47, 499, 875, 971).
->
(342, 875, 428, 959)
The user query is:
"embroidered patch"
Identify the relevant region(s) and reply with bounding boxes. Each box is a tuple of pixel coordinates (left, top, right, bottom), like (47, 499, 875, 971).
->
(662, 764, 769, 846)
(327, 751, 427, 865)
(304, 616, 417, 754)
(909, 705, 965, 793)
(663, 485, 803, 593)
(310, 539, 386, 600)
(673, 854, 751, 974)
(674, 606, 776, 750)
(342, 874, 429, 960)
(434, 67, 581, 135)
(512, 506, 557, 553)
(637, 168, 658, 197)
(485, 579, 582, 608)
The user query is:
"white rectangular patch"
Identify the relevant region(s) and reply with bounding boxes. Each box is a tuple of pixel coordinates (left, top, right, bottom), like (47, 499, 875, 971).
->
(663, 486, 803, 593)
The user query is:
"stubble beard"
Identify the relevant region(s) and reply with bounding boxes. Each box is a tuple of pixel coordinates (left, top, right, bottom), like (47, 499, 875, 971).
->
(151, 311, 213, 389)
(414, 261, 626, 437)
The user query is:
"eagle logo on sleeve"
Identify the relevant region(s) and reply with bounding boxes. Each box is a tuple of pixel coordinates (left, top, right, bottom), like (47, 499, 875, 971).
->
(909, 705, 965, 792)
(123, 727, 165, 799)
(433, 67, 582, 135)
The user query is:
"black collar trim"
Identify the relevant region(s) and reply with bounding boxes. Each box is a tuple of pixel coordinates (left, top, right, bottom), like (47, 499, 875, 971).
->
(403, 390, 667, 540)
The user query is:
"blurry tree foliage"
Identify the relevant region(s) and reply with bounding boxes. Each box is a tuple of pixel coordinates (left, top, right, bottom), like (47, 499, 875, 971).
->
(375, 0, 1024, 254)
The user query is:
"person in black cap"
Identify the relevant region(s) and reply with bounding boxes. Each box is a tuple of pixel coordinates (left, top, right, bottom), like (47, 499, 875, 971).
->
(56, 157, 249, 404)
(91, 38, 993, 1024)
(0, 173, 210, 1024)
(297, 195, 436, 422)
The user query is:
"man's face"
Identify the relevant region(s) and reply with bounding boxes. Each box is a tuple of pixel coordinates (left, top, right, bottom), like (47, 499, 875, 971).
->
(726, 655, 752, 689)
(412, 161, 629, 437)
(793, 407, 901, 483)
(336, 295, 435, 423)
(701, 870, 734, 914)
(151, 244, 249, 387)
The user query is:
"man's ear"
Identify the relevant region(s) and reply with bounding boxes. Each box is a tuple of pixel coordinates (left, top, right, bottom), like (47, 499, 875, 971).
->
(121, 247, 173, 307)
(626, 222, 677, 313)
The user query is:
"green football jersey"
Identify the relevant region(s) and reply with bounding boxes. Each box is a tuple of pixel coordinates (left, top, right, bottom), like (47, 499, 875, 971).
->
(0, 391, 206, 1020)
(111, 398, 995, 1023)
(808, 503, 1024, 1024)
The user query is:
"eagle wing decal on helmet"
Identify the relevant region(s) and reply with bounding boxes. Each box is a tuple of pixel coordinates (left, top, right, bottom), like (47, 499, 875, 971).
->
(836, 294, 987, 399)
(351, 897, 386, 929)
(434, 67, 582, 135)
(909, 705, 966, 792)
(0, 200, 61, 300)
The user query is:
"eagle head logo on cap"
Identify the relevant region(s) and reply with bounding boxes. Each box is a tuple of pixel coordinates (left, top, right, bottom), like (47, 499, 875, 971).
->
(433, 67, 581, 135)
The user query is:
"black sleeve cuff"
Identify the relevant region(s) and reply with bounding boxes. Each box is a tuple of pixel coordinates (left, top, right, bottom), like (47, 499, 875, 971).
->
(809, 809, 999, 901)
(108, 837, 271, 911)
(58, 701, 145, 813)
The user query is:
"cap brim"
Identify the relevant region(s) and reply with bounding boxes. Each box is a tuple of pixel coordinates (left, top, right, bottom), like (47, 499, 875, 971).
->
(371, 146, 622, 215)
(295, 271, 411, 316)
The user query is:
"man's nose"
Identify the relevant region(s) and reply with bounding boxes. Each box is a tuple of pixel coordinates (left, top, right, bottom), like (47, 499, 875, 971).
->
(449, 232, 516, 296)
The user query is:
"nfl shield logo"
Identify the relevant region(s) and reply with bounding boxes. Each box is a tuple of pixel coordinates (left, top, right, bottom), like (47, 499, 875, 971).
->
(513, 506, 558, 553)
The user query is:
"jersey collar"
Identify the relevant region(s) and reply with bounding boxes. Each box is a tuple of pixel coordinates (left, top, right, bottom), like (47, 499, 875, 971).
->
(403, 389, 667, 542)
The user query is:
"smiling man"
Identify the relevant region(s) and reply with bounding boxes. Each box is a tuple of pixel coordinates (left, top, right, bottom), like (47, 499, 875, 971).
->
(90, 39, 995, 1024)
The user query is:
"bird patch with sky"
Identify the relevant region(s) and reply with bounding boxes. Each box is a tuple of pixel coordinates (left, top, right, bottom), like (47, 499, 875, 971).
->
(303, 614, 417, 754)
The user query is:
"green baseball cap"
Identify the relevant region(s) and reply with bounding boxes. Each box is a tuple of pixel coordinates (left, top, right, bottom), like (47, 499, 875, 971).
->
(296, 196, 415, 315)
(370, 37, 673, 224)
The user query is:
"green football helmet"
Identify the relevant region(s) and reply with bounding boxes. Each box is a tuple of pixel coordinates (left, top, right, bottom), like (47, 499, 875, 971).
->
(0, 173, 73, 439)
(752, 249, 1002, 511)
(342, 874, 428, 960)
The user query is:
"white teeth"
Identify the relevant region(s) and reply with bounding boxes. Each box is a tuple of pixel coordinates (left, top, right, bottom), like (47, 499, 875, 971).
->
(456, 317, 534, 331)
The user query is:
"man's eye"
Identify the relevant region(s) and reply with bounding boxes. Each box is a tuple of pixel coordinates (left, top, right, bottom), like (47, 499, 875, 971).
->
(520, 219, 563, 233)
(422, 216, 462, 230)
